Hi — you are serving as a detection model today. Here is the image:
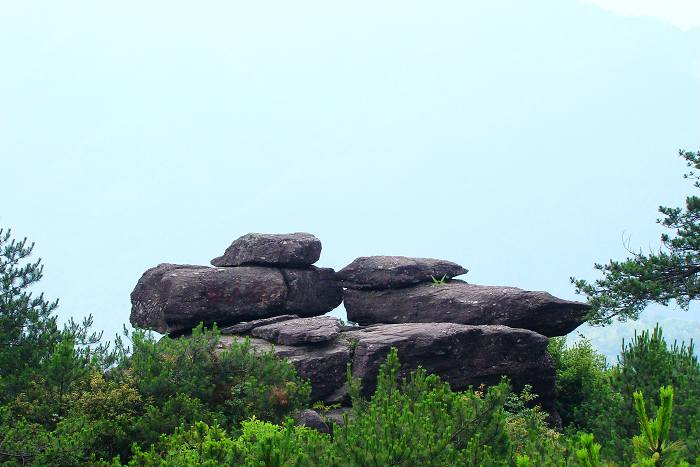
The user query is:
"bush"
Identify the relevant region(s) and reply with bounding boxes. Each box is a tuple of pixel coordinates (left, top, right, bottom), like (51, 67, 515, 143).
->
(121, 324, 311, 431)
(548, 337, 625, 440)
(552, 326, 700, 465)
(117, 348, 583, 466)
(611, 325, 700, 462)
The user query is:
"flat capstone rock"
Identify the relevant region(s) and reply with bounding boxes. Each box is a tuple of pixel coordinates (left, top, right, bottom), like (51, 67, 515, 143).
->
(211, 232, 322, 267)
(220, 315, 299, 335)
(343, 280, 589, 337)
(336, 255, 468, 289)
(251, 316, 342, 345)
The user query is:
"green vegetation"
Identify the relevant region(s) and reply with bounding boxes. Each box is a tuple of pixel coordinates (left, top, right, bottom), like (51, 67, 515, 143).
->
(2, 221, 699, 465)
(430, 274, 448, 285)
(549, 326, 699, 465)
(573, 150, 700, 324)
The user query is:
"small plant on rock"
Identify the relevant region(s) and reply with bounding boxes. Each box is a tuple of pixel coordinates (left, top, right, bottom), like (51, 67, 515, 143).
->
(430, 274, 448, 286)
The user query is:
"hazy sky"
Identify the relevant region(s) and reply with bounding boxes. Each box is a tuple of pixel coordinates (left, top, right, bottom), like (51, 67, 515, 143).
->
(1, 1, 698, 360)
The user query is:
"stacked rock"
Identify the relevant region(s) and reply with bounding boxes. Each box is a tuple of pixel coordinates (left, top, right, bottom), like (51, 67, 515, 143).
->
(339, 256, 589, 337)
(130, 233, 343, 334)
(130, 235, 591, 425)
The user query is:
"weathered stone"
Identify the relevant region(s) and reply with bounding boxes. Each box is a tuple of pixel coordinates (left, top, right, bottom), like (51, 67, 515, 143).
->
(131, 264, 286, 334)
(294, 409, 330, 434)
(217, 322, 558, 415)
(344, 280, 588, 337)
(280, 267, 343, 315)
(130, 263, 209, 333)
(344, 323, 556, 413)
(218, 336, 352, 403)
(251, 316, 342, 346)
(130, 265, 342, 334)
(336, 256, 467, 289)
(220, 315, 299, 335)
(211, 232, 322, 267)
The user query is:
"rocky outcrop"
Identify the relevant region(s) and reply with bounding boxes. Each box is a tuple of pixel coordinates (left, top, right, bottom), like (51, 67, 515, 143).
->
(130, 233, 341, 334)
(344, 281, 588, 337)
(220, 315, 299, 335)
(217, 321, 557, 415)
(219, 334, 352, 403)
(251, 316, 342, 345)
(336, 256, 468, 289)
(344, 323, 554, 405)
(211, 232, 321, 267)
(132, 232, 590, 425)
(131, 265, 284, 334)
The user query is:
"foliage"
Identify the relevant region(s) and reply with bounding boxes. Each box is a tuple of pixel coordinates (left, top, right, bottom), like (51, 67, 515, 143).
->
(572, 149, 700, 324)
(113, 348, 583, 466)
(114, 418, 333, 466)
(631, 386, 684, 466)
(552, 326, 700, 465)
(430, 274, 447, 285)
(121, 325, 311, 429)
(611, 326, 700, 462)
(575, 433, 602, 467)
(336, 348, 511, 465)
(504, 384, 572, 463)
(548, 337, 624, 433)
(0, 228, 60, 401)
(4, 225, 700, 465)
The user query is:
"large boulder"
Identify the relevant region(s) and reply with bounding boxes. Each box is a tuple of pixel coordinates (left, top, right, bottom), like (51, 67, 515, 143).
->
(251, 316, 342, 346)
(293, 409, 330, 434)
(337, 256, 467, 289)
(280, 267, 343, 314)
(217, 322, 558, 416)
(344, 323, 556, 412)
(130, 264, 342, 334)
(211, 232, 322, 267)
(218, 335, 352, 403)
(344, 280, 588, 337)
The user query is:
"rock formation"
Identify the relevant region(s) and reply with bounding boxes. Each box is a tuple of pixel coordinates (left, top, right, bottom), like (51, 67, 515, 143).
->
(130, 233, 590, 424)
(211, 232, 321, 267)
(343, 280, 588, 337)
(130, 233, 342, 334)
(336, 255, 468, 289)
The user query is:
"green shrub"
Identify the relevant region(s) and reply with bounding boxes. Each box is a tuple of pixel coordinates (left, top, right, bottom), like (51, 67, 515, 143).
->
(549, 337, 625, 443)
(612, 326, 700, 462)
(120, 419, 333, 466)
(122, 324, 311, 430)
(552, 326, 700, 465)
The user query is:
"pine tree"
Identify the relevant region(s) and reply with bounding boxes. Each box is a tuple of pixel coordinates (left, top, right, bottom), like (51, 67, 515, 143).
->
(0, 227, 60, 401)
(572, 149, 700, 324)
(631, 386, 685, 466)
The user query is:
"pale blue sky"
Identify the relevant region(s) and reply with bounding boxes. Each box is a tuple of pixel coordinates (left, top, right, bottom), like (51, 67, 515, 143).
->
(1, 1, 698, 360)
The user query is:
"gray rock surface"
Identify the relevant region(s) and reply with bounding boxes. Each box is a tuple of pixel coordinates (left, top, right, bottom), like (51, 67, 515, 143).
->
(280, 267, 343, 315)
(336, 256, 467, 289)
(344, 323, 556, 412)
(211, 232, 322, 267)
(220, 315, 299, 335)
(344, 280, 588, 337)
(251, 316, 342, 345)
(130, 264, 342, 334)
(217, 323, 558, 416)
(129, 263, 209, 333)
(294, 409, 330, 434)
(218, 336, 353, 403)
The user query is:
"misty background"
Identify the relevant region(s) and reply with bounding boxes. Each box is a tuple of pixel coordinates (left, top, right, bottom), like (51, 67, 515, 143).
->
(1, 0, 699, 361)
